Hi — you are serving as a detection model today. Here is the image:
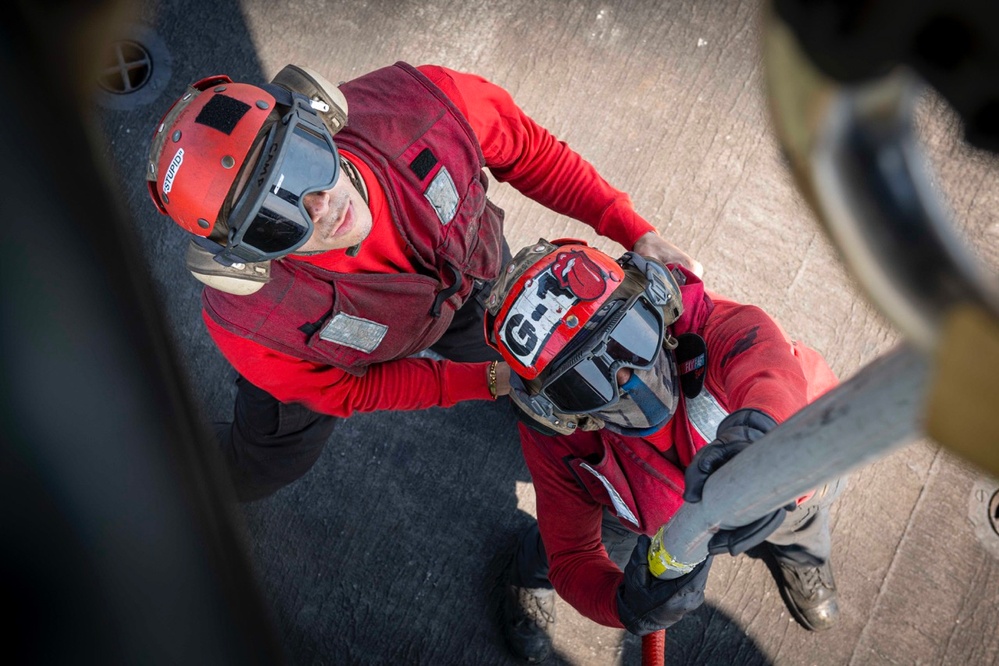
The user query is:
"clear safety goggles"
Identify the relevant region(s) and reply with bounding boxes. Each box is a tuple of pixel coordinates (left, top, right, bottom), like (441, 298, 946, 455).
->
(537, 289, 667, 415)
(222, 102, 340, 263)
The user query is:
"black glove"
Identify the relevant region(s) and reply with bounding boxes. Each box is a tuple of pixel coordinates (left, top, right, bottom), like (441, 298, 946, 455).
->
(683, 408, 791, 556)
(616, 535, 713, 636)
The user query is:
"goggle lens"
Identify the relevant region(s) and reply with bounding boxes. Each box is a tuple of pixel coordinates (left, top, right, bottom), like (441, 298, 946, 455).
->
(544, 355, 618, 413)
(541, 297, 665, 414)
(229, 117, 340, 260)
(605, 297, 662, 366)
(241, 207, 309, 253)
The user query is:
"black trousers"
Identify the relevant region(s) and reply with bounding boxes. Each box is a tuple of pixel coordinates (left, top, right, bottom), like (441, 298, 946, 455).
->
(215, 258, 508, 502)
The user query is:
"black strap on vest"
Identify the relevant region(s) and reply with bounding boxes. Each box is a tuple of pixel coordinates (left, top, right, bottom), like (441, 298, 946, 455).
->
(676, 332, 707, 399)
(430, 264, 463, 318)
(298, 304, 335, 340)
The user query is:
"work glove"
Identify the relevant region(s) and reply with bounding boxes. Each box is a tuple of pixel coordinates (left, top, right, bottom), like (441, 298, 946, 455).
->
(683, 408, 792, 556)
(616, 535, 712, 636)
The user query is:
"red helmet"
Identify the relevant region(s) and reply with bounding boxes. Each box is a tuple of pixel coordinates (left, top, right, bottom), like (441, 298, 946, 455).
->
(147, 66, 350, 267)
(146, 76, 275, 241)
(485, 239, 685, 434)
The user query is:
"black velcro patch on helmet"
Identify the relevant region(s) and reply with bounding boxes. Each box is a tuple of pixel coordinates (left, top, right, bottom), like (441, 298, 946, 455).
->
(409, 148, 438, 180)
(195, 94, 251, 135)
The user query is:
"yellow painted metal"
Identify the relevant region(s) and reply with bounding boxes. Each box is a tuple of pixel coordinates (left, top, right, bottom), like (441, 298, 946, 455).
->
(926, 306, 999, 476)
(647, 524, 698, 578)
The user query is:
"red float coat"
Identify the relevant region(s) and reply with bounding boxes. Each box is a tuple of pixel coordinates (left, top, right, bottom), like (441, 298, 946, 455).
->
(202, 64, 657, 417)
(521, 268, 838, 628)
(204, 63, 505, 374)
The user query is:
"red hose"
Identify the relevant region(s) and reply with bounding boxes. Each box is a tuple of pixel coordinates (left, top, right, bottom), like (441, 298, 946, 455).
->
(641, 629, 666, 666)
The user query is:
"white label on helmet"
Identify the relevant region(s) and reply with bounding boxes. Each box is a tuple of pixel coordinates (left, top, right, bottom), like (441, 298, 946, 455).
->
(499, 267, 578, 368)
(162, 148, 184, 195)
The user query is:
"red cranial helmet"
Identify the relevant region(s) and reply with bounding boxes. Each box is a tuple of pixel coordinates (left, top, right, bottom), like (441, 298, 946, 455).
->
(147, 66, 351, 271)
(485, 239, 626, 379)
(146, 76, 275, 242)
(485, 239, 685, 435)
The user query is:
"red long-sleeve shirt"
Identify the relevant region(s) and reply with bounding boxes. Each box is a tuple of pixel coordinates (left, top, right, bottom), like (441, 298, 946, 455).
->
(203, 65, 656, 416)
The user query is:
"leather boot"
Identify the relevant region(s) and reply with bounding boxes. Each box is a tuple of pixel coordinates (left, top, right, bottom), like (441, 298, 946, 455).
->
(773, 557, 840, 631)
(502, 584, 556, 663)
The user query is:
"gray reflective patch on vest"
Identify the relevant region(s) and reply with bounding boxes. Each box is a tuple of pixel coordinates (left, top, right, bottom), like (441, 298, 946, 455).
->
(319, 313, 388, 353)
(686, 389, 729, 442)
(424, 166, 458, 225)
(578, 462, 640, 526)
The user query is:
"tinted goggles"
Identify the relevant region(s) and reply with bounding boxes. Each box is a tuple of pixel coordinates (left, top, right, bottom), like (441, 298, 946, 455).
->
(223, 103, 340, 263)
(538, 292, 666, 414)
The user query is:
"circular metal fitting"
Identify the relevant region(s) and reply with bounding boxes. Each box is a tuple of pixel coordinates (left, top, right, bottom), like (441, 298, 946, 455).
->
(990, 489, 999, 537)
(95, 25, 172, 110)
(970, 478, 999, 558)
(98, 40, 153, 95)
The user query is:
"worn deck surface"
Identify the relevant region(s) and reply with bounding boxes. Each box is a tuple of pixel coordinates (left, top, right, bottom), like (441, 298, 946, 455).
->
(98, 0, 999, 663)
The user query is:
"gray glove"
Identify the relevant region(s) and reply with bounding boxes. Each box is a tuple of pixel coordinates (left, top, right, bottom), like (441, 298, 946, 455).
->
(616, 535, 712, 636)
(683, 408, 791, 556)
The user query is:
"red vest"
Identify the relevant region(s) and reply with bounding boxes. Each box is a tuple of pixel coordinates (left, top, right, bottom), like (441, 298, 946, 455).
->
(545, 393, 713, 537)
(203, 63, 505, 374)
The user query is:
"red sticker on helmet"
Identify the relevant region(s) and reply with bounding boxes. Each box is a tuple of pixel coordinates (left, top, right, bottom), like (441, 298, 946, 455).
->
(490, 242, 626, 378)
(552, 250, 610, 301)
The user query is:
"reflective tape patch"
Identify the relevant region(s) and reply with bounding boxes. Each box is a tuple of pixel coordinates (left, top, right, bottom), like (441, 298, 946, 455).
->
(319, 313, 388, 353)
(424, 166, 459, 225)
(685, 389, 729, 442)
(578, 462, 640, 526)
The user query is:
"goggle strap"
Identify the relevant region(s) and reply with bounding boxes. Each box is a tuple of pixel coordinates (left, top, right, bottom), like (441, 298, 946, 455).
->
(259, 82, 296, 108)
(188, 235, 236, 266)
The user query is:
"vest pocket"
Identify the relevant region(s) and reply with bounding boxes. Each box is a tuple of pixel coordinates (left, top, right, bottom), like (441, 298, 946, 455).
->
(568, 441, 643, 531)
(567, 434, 690, 537)
(305, 273, 453, 372)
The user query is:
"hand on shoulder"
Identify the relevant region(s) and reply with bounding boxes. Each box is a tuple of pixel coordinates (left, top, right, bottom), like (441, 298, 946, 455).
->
(633, 232, 703, 278)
